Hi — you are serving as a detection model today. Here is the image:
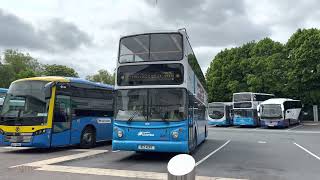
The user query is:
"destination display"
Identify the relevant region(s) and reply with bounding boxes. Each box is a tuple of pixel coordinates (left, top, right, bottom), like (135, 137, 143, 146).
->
(117, 64, 184, 86)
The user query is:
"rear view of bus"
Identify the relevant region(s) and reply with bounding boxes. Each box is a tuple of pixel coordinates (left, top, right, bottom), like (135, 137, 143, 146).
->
(112, 29, 208, 153)
(233, 92, 274, 126)
(208, 102, 233, 126)
(0, 77, 114, 148)
(259, 98, 302, 128)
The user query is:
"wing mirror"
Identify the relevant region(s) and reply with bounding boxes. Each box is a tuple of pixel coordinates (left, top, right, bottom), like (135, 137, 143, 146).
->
(44, 82, 56, 99)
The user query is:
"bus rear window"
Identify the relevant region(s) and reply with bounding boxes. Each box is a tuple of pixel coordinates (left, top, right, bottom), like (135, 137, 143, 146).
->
(233, 94, 252, 102)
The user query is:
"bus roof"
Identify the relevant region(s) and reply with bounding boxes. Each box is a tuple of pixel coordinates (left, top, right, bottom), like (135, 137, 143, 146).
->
(260, 98, 300, 105)
(0, 88, 8, 93)
(209, 102, 232, 105)
(233, 92, 274, 96)
(12, 76, 114, 90)
(120, 30, 184, 39)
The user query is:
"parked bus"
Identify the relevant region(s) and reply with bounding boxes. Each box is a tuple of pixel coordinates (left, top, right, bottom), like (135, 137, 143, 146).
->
(259, 98, 302, 128)
(208, 102, 233, 126)
(233, 92, 274, 126)
(0, 88, 8, 112)
(0, 76, 114, 148)
(112, 29, 208, 153)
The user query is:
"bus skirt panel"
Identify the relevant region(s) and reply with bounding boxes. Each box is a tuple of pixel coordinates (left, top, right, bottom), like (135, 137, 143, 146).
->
(112, 140, 189, 153)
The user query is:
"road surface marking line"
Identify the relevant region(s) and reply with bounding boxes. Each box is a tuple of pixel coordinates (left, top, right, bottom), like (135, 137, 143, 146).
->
(10, 150, 108, 168)
(36, 165, 247, 180)
(258, 141, 267, 144)
(287, 124, 303, 131)
(195, 140, 231, 166)
(208, 128, 320, 134)
(293, 142, 320, 161)
(112, 150, 120, 152)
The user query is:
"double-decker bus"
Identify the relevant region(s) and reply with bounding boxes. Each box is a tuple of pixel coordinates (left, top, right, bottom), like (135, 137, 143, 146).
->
(208, 102, 233, 126)
(233, 92, 274, 126)
(0, 76, 114, 148)
(0, 88, 8, 112)
(259, 98, 302, 128)
(112, 29, 208, 153)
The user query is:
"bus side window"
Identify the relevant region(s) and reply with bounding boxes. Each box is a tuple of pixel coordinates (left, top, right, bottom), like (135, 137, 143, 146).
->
(53, 95, 71, 133)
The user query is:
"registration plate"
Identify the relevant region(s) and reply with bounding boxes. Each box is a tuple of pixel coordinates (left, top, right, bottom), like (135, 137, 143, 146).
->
(267, 121, 278, 127)
(138, 145, 155, 150)
(11, 143, 22, 147)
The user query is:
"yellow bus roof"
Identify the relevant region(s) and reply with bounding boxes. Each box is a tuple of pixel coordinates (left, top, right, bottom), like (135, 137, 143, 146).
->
(12, 76, 70, 83)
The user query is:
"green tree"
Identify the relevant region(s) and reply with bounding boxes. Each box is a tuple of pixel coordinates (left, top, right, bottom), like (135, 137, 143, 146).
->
(285, 28, 320, 105)
(86, 69, 115, 85)
(0, 64, 15, 88)
(43, 64, 79, 77)
(206, 38, 285, 102)
(0, 49, 42, 87)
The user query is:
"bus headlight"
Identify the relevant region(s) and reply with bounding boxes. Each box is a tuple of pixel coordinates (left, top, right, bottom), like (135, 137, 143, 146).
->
(172, 131, 179, 139)
(117, 130, 123, 138)
(0, 128, 4, 135)
(34, 129, 46, 135)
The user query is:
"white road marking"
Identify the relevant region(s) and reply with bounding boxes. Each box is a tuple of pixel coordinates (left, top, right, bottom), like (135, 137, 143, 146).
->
(287, 124, 303, 131)
(209, 127, 320, 134)
(258, 141, 267, 144)
(36, 165, 247, 180)
(10, 150, 108, 168)
(112, 150, 120, 153)
(195, 140, 231, 166)
(303, 123, 319, 126)
(293, 142, 320, 161)
(8, 145, 247, 180)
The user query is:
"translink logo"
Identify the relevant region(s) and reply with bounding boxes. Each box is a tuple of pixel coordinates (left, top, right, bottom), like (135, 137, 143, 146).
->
(137, 131, 155, 137)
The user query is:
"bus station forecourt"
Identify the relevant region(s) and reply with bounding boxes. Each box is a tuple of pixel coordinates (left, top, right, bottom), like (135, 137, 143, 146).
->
(0, 29, 319, 180)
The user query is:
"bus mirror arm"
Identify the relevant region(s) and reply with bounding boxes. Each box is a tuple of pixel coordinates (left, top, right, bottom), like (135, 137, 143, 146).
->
(44, 82, 56, 99)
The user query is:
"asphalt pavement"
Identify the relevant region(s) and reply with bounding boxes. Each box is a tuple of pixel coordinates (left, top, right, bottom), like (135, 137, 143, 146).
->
(0, 123, 319, 180)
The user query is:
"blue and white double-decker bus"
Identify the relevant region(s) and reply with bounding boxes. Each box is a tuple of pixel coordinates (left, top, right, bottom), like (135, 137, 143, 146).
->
(112, 29, 208, 153)
(233, 92, 274, 127)
(208, 102, 233, 126)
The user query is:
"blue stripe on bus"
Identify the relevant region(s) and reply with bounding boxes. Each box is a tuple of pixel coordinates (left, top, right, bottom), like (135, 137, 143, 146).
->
(233, 117, 255, 126)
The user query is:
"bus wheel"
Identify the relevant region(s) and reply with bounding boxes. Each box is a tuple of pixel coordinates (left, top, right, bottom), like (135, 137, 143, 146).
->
(80, 127, 96, 149)
(189, 131, 197, 155)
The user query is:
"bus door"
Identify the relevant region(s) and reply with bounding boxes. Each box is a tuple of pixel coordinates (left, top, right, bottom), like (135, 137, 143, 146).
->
(51, 95, 72, 147)
(188, 94, 196, 150)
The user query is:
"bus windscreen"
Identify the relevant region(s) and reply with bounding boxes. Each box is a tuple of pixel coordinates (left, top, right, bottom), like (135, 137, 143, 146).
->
(119, 33, 183, 63)
(0, 81, 48, 126)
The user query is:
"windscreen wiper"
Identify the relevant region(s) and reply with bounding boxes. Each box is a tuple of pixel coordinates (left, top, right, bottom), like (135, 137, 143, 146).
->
(127, 111, 138, 123)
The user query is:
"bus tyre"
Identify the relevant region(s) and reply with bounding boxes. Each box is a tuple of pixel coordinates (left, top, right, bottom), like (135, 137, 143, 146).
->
(80, 127, 96, 149)
(189, 131, 197, 155)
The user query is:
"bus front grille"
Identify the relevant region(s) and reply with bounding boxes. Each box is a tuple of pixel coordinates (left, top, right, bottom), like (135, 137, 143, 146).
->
(4, 135, 32, 143)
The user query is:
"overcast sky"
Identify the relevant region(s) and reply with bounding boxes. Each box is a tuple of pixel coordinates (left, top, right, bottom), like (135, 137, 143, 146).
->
(0, 0, 319, 77)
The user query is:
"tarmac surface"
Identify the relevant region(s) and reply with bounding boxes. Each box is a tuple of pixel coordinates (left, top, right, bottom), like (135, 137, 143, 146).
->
(1, 122, 319, 180)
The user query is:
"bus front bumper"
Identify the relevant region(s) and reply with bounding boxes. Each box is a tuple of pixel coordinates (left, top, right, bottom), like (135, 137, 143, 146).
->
(208, 120, 228, 126)
(0, 132, 51, 148)
(112, 140, 189, 153)
(261, 119, 288, 128)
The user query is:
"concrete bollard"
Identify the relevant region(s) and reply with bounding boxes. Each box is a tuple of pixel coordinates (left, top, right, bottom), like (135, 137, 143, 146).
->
(167, 154, 196, 180)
